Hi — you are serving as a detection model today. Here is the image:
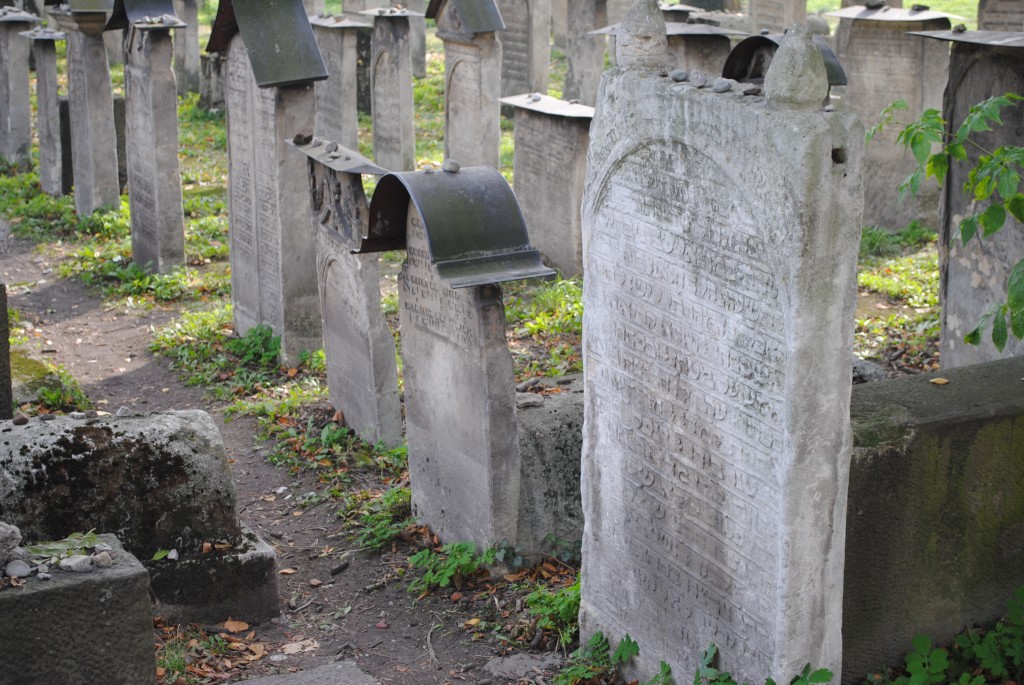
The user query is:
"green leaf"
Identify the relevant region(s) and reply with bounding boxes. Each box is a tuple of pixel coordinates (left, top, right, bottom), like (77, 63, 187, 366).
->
(152, 549, 170, 561)
(996, 170, 1020, 201)
(980, 203, 1007, 237)
(960, 215, 979, 245)
(912, 138, 933, 167)
(992, 308, 1009, 351)
(809, 669, 834, 684)
(912, 635, 931, 656)
(612, 634, 641, 665)
(1007, 194, 1024, 224)
(925, 154, 949, 184)
(948, 142, 967, 161)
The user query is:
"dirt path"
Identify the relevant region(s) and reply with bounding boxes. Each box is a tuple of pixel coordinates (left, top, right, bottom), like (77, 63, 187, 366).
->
(2, 236, 561, 685)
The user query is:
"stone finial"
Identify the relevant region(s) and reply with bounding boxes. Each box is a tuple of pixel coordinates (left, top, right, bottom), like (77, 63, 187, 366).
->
(764, 24, 829, 109)
(616, 0, 668, 68)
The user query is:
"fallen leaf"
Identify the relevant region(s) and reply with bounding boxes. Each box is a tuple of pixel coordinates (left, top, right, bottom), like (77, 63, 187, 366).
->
(278, 568, 297, 575)
(464, 618, 481, 627)
(260, 495, 276, 502)
(376, 621, 389, 629)
(214, 543, 233, 551)
(156, 667, 166, 678)
(222, 618, 249, 633)
(930, 378, 950, 385)
(309, 578, 322, 587)
(287, 367, 298, 378)
(450, 592, 463, 602)
(281, 639, 319, 655)
(202, 542, 213, 554)
(292, 511, 303, 517)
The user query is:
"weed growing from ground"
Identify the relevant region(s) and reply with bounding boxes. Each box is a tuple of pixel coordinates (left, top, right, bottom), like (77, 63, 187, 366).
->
(34, 363, 91, 412)
(408, 542, 496, 595)
(345, 486, 414, 551)
(526, 575, 581, 650)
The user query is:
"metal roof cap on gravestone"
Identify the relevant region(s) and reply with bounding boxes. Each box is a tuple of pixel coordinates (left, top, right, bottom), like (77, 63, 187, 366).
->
(358, 165, 555, 288)
(19, 26, 65, 40)
(105, 0, 180, 31)
(591, 21, 748, 37)
(286, 137, 388, 176)
(909, 28, 1024, 48)
(723, 33, 847, 85)
(825, 4, 963, 22)
(43, 0, 114, 11)
(205, 0, 327, 87)
(425, 0, 505, 33)
(0, 7, 41, 23)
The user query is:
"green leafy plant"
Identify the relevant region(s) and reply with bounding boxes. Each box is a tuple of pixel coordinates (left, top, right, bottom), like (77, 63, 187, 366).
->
(526, 576, 581, 648)
(26, 530, 101, 565)
(36, 364, 91, 412)
(407, 542, 496, 594)
(224, 324, 280, 369)
(351, 486, 414, 550)
(693, 644, 831, 685)
(552, 632, 673, 685)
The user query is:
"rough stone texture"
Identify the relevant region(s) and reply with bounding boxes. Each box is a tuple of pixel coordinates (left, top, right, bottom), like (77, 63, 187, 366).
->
(124, 27, 186, 275)
(564, 0, 607, 106)
(666, 33, 733, 75)
(312, 20, 363, 150)
(407, 0, 427, 79)
(225, 34, 322, 364)
(200, 50, 226, 109)
(0, 20, 34, 169)
(303, 0, 325, 14)
(305, 157, 402, 447)
(240, 661, 379, 684)
(845, 357, 1024, 683)
(938, 41, 1024, 368)
(0, 520, 20, 566)
(435, 7, 502, 167)
(579, 16, 863, 684)
(172, 0, 200, 95)
(978, 0, 1024, 31)
(749, 0, 806, 33)
(0, 534, 156, 684)
(0, 284, 9, 421)
(31, 37, 65, 196)
(370, 13, 416, 170)
(616, 0, 668, 68)
(552, 0, 568, 48)
(484, 652, 563, 678)
(764, 24, 828, 108)
(504, 93, 593, 277)
(499, 0, 552, 97)
(837, 15, 950, 230)
(105, 27, 124, 65)
(51, 8, 121, 216)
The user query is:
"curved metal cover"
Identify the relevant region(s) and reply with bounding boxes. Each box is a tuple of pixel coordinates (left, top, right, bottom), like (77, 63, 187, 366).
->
(592, 21, 747, 37)
(426, 0, 505, 33)
(825, 5, 960, 22)
(722, 33, 847, 86)
(68, 0, 114, 11)
(361, 166, 555, 288)
(287, 139, 389, 176)
(205, 0, 237, 52)
(105, 0, 178, 31)
(909, 29, 1024, 48)
(0, 7, 41, 23)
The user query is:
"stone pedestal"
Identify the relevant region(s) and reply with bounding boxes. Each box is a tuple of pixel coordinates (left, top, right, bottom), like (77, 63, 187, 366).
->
(225, 34, 322, 363)
(311, 15, 368, 150)
(25, 28, 64, 195)
(172, 0, 200, 94)
(0, 11, 38, 169)
(124, 26, 186, 274)
(580, 17, 862, 684)
(564, 0, 607, 106)
(50, 8, 121, 216)
(499, 0, 552, 97)
(366, 10, 416, 170)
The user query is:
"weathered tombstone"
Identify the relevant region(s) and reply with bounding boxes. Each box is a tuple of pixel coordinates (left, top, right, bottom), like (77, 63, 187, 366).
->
(303, 0, 324, 13)
(310, 14, 370, 150)
(595, 21, 746, 74)
(48, 3, 121, 216)
(58, 96, 75, 195)
(552, 0, 568, 48)
(828, 5, 952, 230)
(362, 7, 418, 171)
(607, 0, 633, 21)
(342, 0, 384, 114)
(199, 50, 225, 109)
(564, 0, 606, 106)
(909, 29, 1024, 367)
(110, 5, 187, 275)
(978, 0, 1024, 31)
(723, 32, 847, 89)
(103, 25, 123, 64)
(358, 165, 555, 547)
(0, 284, 10, 421)
(172, 0, 200, 94)
(499, 0, 552, 97)
(580, 5, 863, 682)
(748, 0, 805, 33)
(22, 26, 65, 195)
(500, 93, 593, 276)
(405, 0, 427, 79)
(290, 140, 403, 447)
(208, 0, 328, 363)
(427, 0, 505, 167)
(0, 7, 40, 169)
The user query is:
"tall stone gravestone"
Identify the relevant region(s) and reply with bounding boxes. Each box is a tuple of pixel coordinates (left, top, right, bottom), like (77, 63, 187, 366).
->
(23, 27, 66, 195)
(978, 0, 1024, 31)
(499, 0, 552, 97)
(116, 9, 187, 275)
(552, 0, 568, 48)
(172, 0, 199, 94)
(564, 0, 607, 106)
(595, 21, 746, 74)
(361, 7, 418, 171)
(311, 14, 369, 150)
(0, 7, 39, 169)
(343, 0, 384, 114)
(405, 0, 427, 79)
(500, 93, 593, 276)
(200, 51, 225, 109)
(48, 4, 121, 216)
(580, 6, 863, 682)
(290, 139, 403, 447)
(829, 5, 951, 231)
(427, 0, 505, 168)
(749, 0, 805, 33)
(360, 165, 554, 547)
(911, 30, 1024, 367)
(208, 0, 328, 363)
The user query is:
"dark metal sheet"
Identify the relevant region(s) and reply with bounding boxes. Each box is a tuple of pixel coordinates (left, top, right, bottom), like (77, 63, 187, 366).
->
(286, 138, 389, 176)
(20, 26, 65, 39)
(499, 92, 595, 118)
(68, 0, 114, 11)
(825, 5, 960, 22)
(308, 14, 371, 30)
(205, 0, 237, 52)
(0, 7, 41, 23)
(105, 0, 179, 31)
(360, 166, 555, 288)
(908, 29, 1024, 47)
(358, 8, 424, 19)
(723, 33, 847, 86)
(592, 21, 748, 36)
(660, 2, 703, 11)
(426, 0, 505, 33)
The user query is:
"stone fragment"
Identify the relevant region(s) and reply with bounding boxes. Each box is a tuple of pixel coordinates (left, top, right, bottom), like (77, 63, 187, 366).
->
(764, 23, 828, 108)
(59, 554, 92, 573)
(92, 551, 113, 568)
(5, 559, 30, 577)
(0, 522, 22, 566)
(615, 0, 668, 68)
(712, 77, 733, 92)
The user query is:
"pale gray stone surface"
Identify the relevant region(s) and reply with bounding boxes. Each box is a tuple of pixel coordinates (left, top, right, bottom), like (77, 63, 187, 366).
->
(50, 8, 121, 216)
(938, 41, 1024, 367)
(667, 33, 734, 75)
(484, 652, 563, 678)
(407, 0, 427, 78)
(0, 19, 34, 168)
(30, 36, 64, 195)
(564, 0, 607, 105)
(239, 661, 379, 684)
(749, 0, 806, 33)
(552, 0, 568, 48)
(499, 0, 552, 97)
(303, 0, 325, 14)
(765, 23, 828, 107)
(616, 0, 668, 67)
(124, 27, 186, 274)
(312, 18, 364, 150)
(370, 13, 416, 170)
(0, 535, 155, 684)
(200, 50, 225, 109)
(172, 0, 200, 94)
(579, 15, 862, 684)
(225, 34, 322, 364)
(978, 0, 1024, 31)
(0, 521, 20, 567)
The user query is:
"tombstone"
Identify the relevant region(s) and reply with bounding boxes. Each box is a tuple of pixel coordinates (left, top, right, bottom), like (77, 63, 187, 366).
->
(580, 7, 862, 682)
(552, 0, 568, 48)
(207, 0, 328, 363)
(342, 0, 384, 115)
(303, 0, 324, 13)
(499, 0, 552, 97)
(310, 14, 369, 150)
(909, 29, 1024, 367)
(607, 0, 633, 21)
(289, 140, 403, 447)
(200, 50, 225, 109)
(595, 21, 747, 74)
(723, 32, 847, 88)
(47, 4, 121, 216)
(362, 7, 419, 171)
(978, 0, 1024, 31)
(748, 0, 805, 34)
(357, 164, 555, 547)
(112, 7, 187, 275)
(828, 5, 952, 231)
(500, 93, 593, 276)
(1, 283, 10, 421)
(103, 25, 123, 64)
(22, 26, 64, 194)
(0, 7, 39, 169)
(58, 96, 75, 195)
(405, 0, 427, 79)
(427, 0, 505, 168)
(564, 0, 606, 106)
(172, 0, 200, 94)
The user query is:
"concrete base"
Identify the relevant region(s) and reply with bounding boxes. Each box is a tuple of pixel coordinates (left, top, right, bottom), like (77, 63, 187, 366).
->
(0, 535, 156, 684)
